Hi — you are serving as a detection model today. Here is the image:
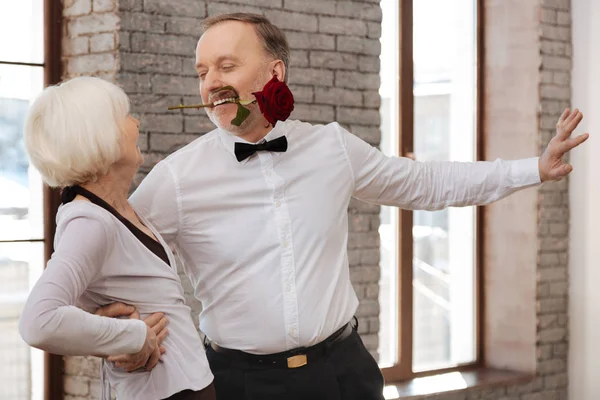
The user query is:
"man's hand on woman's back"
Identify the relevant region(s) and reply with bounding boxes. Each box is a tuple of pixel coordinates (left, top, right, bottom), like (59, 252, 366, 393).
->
(95, 302, 169, 371)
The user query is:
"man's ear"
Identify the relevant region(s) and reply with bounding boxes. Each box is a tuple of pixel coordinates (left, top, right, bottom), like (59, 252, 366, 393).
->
(270, 60, 286, 82)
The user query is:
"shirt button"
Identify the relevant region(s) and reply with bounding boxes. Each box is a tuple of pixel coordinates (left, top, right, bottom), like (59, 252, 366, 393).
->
(290, 328, 297, 336)
(275, 201, 281, 207)
(282, 241, 288, 248)
(286, 284, 292, 292)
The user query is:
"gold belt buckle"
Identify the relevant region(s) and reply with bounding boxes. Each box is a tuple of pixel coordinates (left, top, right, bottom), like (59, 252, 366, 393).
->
(287, 354, 308, 368)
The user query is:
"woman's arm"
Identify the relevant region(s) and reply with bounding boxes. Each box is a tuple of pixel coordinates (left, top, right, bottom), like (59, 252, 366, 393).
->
(18, 216, 148, 356)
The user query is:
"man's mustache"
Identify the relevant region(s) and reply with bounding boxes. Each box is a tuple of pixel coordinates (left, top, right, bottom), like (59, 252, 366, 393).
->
(208, 86, 239, 102)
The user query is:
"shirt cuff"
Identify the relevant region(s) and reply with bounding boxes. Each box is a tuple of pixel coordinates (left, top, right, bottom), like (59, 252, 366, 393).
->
(514, 157, 541, 185)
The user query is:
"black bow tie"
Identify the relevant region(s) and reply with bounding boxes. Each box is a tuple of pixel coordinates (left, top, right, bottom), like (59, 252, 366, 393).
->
(234, 136, 288, 162)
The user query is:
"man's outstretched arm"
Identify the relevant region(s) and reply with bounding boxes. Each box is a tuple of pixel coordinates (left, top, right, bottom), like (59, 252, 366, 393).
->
(341, 108, 588, 209)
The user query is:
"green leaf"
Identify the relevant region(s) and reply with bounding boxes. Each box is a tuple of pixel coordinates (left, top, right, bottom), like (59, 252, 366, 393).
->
(231, 103, 250, 126)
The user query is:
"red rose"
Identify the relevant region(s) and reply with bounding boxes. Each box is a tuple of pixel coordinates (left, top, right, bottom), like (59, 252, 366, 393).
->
(252, 76, 295, 126)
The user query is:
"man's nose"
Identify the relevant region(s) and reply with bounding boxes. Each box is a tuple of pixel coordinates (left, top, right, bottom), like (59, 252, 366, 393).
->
(203, 70, 224, 99)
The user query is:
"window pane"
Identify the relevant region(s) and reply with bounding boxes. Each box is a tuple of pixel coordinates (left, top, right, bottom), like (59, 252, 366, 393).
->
(412, 0, 478, 371)
(0, 241, 45, 400)
(0, 0, 44, 64)
(378, 0, 400, 367)
(0, 64, 45, 241)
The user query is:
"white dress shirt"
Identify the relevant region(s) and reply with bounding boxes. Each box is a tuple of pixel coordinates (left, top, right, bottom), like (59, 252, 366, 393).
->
(130, 119, 541, 355)
(19, 201, 213, 399)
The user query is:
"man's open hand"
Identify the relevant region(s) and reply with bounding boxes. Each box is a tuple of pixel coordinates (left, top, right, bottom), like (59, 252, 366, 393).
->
(539, 108, 589, 182)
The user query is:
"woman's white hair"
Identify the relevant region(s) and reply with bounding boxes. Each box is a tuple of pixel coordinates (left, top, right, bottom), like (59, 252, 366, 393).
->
(24, 76, 130, 187)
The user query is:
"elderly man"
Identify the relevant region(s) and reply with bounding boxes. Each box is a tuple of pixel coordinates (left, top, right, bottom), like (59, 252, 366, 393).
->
(100, 12, 587, 400)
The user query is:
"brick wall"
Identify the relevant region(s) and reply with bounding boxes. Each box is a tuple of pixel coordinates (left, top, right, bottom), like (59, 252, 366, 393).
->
(535, 0, 572, 394)
(62, 0, 119, 81)
(57, 0, 572, 399)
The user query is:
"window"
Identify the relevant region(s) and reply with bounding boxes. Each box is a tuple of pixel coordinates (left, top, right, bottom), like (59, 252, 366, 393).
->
(0, 1, 62, 399)
(378, 0, 482, 381)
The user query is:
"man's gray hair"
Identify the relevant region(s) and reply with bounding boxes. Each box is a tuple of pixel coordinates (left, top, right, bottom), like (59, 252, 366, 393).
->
(201, 13, 290, 82)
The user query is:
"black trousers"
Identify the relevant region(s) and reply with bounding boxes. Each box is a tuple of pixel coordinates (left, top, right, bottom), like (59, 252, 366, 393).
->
(205, 329, 385, 400)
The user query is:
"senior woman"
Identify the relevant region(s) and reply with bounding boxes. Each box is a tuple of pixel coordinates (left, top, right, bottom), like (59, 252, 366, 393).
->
(18, 76, 215, 400)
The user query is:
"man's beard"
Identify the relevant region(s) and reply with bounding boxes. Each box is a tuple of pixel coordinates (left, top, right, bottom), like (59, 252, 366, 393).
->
(205, 104, 260, 136)
(208, 104, 257, 135)
(206, 76, 269, 136)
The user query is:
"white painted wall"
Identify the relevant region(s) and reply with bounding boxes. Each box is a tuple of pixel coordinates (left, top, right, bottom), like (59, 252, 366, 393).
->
(569, 0, 600, 398)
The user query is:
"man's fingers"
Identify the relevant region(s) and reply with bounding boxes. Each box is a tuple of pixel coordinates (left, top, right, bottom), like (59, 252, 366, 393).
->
(160, 346, 166, 354)
(564, 108, 580, 124)
(556, 164, 572, 180)
(129, 310, 140, 320)
(559, 133, 589, 154)
(555, 108, 582, 141)
(570, 133, 590, 148)
(114, 361, 130, 370)
(145, 348, 161, 371)
(558, 107, 570, 123)
(95, 302, 136, 318)
(152, 317, 169, 336)
(548, 164, 573, 182)
(113, 357, 147, 372)
(564, 110, 583, 134)
(107, 354, 133, 363)
(119, 362, 141, 373)
(156, 327, 169, 346)
(143, 312, 165, 328)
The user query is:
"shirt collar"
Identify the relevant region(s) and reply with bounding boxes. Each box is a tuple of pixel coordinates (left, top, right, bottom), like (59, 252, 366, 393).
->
(218, 120, 290, 164)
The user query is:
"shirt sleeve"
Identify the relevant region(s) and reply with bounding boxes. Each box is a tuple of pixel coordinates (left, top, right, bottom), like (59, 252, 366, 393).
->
(337, 123, 541, 210)
(18, 216, 147, 356)
(129, 161, 181, 245)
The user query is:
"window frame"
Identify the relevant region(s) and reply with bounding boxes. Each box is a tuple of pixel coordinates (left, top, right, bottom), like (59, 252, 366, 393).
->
(0, 0, 63, 398)
(380, 0, 485, 383)
(43, 0, 63, 397)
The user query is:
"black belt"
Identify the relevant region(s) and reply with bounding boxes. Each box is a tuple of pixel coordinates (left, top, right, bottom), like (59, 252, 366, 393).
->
(208, 319, 356, 369)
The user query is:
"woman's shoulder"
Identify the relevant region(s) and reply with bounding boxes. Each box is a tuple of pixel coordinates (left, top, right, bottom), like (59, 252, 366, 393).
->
(52, 201, 120, 259)
(55, 201, 119, 243)
(57, 200, 114, 226)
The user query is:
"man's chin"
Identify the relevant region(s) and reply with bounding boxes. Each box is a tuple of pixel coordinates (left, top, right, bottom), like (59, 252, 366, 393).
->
(210, 115, 246, 135)
(209, 105, 257, 135)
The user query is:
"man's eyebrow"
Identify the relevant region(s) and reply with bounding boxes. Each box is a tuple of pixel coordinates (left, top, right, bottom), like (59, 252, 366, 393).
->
(195, 55, 239, 70)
